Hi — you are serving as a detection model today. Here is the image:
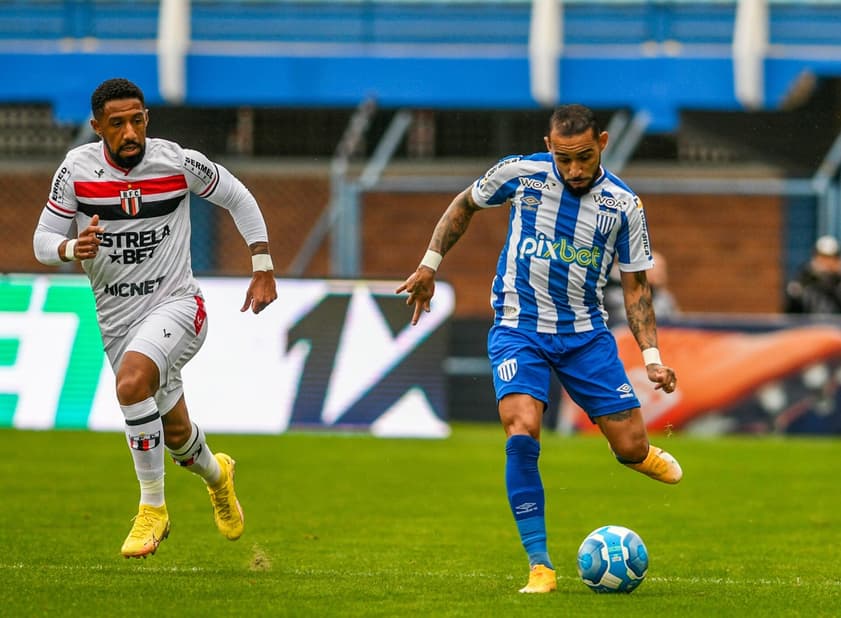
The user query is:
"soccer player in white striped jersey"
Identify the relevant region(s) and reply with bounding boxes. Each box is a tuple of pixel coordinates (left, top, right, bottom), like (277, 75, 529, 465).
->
(398, 104, 682, 593)
(33, 78, 278, 558)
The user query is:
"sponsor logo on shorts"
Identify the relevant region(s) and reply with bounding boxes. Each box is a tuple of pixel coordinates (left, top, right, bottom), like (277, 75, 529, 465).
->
(616, 383, 635, 399)
(497, 358, 518, 382)
(129, 430, 161, 451)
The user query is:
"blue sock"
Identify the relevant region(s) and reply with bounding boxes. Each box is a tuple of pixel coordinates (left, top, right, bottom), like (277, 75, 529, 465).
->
(505, 434, 553, 569)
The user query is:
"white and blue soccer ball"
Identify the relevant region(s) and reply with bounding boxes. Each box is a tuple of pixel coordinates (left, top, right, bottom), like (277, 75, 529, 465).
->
(576, 525, 648, 593)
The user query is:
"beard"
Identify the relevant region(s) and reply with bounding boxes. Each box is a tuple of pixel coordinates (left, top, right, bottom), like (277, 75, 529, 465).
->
(562, 177, 595, 197)
(107, 141, 145, 169)
(561, 157, 602, 197)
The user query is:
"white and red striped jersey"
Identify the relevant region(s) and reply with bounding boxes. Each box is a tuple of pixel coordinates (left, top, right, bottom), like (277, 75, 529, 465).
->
(34, 137, 269, 338)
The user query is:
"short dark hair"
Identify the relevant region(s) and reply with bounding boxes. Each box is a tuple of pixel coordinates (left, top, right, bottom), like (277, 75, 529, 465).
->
(90, 78, 145, 118)
(549, 104, 601, 138)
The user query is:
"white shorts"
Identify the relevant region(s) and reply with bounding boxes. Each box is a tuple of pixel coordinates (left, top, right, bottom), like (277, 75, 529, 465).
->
(104, 294, 208, 414)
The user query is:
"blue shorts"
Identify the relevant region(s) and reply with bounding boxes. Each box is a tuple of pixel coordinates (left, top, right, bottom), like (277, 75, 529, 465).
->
(487, 325, 640, 421)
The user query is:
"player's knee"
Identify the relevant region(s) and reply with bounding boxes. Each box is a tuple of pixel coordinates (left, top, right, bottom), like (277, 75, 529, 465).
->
(115, 371, 155, 405)
(163, 426, 191, 450)
(501, 416, 541, 439)
(611, 438, 650, 464)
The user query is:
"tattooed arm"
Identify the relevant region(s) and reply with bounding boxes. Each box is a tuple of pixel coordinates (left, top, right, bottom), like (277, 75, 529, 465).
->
(425, 187, 482, 256)
(620, 270, 678, 393)
(396, 187, 482, 325)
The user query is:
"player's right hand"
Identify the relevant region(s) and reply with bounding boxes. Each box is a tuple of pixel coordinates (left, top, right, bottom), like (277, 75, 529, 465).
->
(74, 214, 104, 260)
(647, 362, 677, 394)
(395, 267, 436, 325)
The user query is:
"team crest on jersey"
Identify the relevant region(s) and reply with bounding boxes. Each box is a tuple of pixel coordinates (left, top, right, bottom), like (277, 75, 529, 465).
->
(120, 187, 142, 215)
(596, 211, 617, 236)
(497, 358, 518, 382)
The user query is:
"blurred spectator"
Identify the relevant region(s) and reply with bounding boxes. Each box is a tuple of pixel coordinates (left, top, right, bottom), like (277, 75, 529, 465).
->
(785, 235, 841, 314)
(604, 251, 679, 326)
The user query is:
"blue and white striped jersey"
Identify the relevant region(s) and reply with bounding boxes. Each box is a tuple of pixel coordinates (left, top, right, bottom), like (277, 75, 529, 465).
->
(470, 152, 653, 335)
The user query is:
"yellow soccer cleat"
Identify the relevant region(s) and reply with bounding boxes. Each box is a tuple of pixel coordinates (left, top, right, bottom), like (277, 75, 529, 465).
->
(121, 503, 170, 558)
(624, 445, 683, 484)
(519, 564, 557, 593)
(207, 453, 244, 540)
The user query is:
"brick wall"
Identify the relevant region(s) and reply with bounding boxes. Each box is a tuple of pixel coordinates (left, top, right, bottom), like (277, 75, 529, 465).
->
(642, 193, 784, 315)
(364, 190, 785, 316)
(8, 169, 785, 316)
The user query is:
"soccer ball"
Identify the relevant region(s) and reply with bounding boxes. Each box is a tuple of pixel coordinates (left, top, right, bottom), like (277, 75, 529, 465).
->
(576, 525, 648, 593)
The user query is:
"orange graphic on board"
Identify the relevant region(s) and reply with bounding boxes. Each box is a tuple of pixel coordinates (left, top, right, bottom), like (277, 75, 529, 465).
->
(561, 325, 841, 432)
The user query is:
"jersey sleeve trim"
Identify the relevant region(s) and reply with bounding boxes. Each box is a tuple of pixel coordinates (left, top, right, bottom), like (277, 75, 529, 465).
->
(197, 163, 221, 198)
(46, 199, 76, 219)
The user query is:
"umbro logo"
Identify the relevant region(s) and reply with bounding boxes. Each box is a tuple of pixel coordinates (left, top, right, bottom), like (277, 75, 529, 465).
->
(521, 195, 541, 211)
(515, 502, 538, 516)
(616, 383, 635, 399)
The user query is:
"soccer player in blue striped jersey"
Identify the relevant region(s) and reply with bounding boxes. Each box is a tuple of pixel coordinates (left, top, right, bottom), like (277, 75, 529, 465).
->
(397, 104, 682, 594)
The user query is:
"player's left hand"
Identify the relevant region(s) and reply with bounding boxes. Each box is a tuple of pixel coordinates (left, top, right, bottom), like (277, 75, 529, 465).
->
(241, 271, 277, 314)
(648, 363, 677, 394)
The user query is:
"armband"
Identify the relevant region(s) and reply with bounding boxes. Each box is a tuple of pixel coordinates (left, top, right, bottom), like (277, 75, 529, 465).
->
(642, 347, 662, 366)
(251, 254, 274, 272)
(420, 249, 443, 272)
(64, 239, 78, 261)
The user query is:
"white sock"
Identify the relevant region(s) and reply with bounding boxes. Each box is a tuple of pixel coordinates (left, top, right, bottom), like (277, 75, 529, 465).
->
(122, 397, 165, 507)
(167, 422, 221, 486)
(138, 478, 165, 508)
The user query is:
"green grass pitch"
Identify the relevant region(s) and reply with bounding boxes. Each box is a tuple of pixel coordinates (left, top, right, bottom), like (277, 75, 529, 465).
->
(1, 423, 840, 616)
